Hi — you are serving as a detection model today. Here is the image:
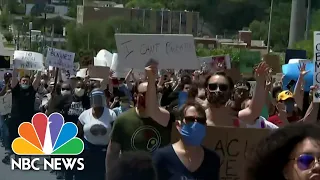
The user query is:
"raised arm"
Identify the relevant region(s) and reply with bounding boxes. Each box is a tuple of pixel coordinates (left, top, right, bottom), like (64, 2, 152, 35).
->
(11, 69, 19, 89)
(32, 71, 41, 90)
(145, 64, 170, 127)
(239, 62, 269, 123)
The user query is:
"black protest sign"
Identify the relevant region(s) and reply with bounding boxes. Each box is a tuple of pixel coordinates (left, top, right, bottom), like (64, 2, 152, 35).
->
(0, 55, 10, 68)
(171, 126, 270, 180)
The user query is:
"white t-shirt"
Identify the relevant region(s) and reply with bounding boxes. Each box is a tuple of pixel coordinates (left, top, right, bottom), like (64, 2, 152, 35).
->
(79, 107, 117, 145)
(244, 116, 278, 129)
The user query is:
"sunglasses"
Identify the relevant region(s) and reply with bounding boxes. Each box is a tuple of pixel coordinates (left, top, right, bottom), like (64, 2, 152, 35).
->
(291, 154, 320, 170)
(61, 88, 70, 91)
(207, 83, 228, 91)
(184, 116, 206, 124)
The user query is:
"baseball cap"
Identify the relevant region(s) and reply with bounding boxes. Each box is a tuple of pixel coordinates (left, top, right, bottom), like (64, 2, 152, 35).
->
(277, 90, 293, 101)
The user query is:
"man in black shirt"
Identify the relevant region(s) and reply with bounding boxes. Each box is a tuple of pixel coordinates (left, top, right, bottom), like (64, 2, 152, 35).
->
(2, 69, 41, 164)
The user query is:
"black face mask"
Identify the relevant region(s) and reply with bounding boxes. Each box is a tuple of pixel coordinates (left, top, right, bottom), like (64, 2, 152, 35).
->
(206, 90, 230, 107)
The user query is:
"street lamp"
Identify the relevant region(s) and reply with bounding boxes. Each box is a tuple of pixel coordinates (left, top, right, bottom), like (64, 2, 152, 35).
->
(266, 0, 274, 53)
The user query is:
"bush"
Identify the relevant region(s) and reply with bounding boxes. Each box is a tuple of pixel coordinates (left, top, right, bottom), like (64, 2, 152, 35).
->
(3, 31, 14, 43)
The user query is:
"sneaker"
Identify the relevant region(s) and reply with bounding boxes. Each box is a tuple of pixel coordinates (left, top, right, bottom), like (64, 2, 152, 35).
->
(2, 155, 10, 165)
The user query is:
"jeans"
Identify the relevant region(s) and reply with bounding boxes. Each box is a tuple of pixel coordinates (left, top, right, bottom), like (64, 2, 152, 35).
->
(75, 150, 106, 180)
(0, 115, 10, 151)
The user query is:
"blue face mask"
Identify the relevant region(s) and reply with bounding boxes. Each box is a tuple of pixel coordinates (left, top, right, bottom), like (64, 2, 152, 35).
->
(285, 101, 294, 113)
(180, 122, 206, 146)
(20, 84, 29, 89)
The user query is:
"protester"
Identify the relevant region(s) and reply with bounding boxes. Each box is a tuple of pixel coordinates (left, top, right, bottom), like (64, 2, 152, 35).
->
(106, 63, 175, 172)
(153, 100, 220, 179)
(3, 69, 41, 164)
(205, 62, 269, 127)
(107, 151, 157, 180)
(76, 88, 116, 180)
(112, 93, 132, 116)
(246, 123, 320, 180)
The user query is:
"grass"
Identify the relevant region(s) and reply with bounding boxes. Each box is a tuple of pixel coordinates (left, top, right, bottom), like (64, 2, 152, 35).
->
(3, 42, 15, 48)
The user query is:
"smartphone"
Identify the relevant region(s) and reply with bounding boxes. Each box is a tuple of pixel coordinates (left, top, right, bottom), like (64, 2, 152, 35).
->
(286, 80, 297, 90)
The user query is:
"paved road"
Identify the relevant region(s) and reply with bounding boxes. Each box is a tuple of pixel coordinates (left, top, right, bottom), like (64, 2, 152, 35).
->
(0, 147, 58, 180)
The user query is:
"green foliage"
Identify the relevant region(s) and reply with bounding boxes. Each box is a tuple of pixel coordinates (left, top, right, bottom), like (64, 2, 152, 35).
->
(196, 47, 241, 63)
(3, 31, 13, 43)
(0, 12, 13, 30)
(126, 0, 165, 9)
(66, 16, 146, 64)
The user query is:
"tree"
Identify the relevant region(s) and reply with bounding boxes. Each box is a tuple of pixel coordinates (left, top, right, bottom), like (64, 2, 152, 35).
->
(0, 12, 13, 30)
(66, 16, 146, 63)
(125, 0, 165, 9)
(3, 31, 13, 43)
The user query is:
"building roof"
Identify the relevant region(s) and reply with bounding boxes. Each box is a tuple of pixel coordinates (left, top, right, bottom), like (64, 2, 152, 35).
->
(14, 14, 75, 21)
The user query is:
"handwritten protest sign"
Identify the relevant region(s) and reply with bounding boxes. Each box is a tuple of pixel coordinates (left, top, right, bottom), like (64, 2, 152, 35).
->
(248, 81, 256, 97)
(115, 34, 199, 70)
(171, 126, 269, 180)
(199, 55, 231, 72)
(46, 47, 75, 70)
(13, 51, 44, 70)
(314, 31, 320, 102)
(0, 93, 12, 115)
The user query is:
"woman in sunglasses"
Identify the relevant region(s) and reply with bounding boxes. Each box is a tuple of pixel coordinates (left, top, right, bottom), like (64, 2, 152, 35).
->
(246, 123, 320, 180)
(153, 100, 220, 180)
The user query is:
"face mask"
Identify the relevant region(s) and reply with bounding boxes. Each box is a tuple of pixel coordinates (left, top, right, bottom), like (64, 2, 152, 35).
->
(206, 90, 229, 107)
(285, 102, 294, 113)
(61, 90, 71, 96)
(74, 88, 85, 97)
(21, 84, 29, 89)
(180, 122, 206, 146)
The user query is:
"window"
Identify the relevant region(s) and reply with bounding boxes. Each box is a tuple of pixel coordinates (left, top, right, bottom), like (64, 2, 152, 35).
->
(180, 12, 186, 34)
(162, 10, 169, 33)
(192, 13, 198, 36)
(156, 10, 162, 33)
(171, 11, 179, 34)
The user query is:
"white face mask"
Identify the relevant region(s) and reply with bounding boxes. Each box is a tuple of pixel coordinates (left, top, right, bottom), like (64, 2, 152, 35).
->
(74, 88, 85, 97)
(61, 90, 71, 96)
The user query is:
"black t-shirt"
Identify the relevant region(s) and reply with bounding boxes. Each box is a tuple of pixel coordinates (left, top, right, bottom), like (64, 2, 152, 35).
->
(152, 145, 220, 180)
(62, 95, 90, 123)
(11, 84, 36, 121)
(48, 94, 90, 123)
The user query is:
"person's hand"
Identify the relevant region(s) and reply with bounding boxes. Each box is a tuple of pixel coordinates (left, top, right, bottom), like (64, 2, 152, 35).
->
(145, 63, 158, 79)
(298, 62, 310, 77)
(114, 97, 119, 103)
(109, 70, 115, 77)
(255, 62, 269, 82)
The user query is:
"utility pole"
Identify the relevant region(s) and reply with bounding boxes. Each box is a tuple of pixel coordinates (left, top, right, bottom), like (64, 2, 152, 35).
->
(305, 0, 311, 40)
(288, 0, 307, 48)
(267, 0, 274, 53)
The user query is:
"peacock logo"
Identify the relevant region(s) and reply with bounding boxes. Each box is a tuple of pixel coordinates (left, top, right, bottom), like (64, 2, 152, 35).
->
(12, 112, 84, 155)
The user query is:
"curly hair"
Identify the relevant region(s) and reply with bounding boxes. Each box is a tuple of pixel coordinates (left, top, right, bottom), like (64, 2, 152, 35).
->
(245, 123, 320, 180)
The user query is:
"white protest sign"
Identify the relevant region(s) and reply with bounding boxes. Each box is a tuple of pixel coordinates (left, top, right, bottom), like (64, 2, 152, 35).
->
(314, 31, 320, 102)
(248, 81, 256, 97)
(95, 49, 113, 67)
(110, 53, 144, 78)
(46, 47, 75, 70)
(13, 51, 44, 71)
(115, 34, 199, 70)
(0, 93, 12, 115)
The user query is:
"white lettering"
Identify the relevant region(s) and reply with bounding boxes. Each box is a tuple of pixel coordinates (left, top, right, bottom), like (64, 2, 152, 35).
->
(54, 158, 62, 170)
(77, 158, 85, 170)
(43, 158, 54, 170)
(62, 158, 77, 170)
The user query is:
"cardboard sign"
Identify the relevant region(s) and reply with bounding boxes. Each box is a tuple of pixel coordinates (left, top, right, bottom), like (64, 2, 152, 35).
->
(110, 53, 145, 79)
(0, 93, 12, 115)
(13, 51, 44, 71)
(46, 47, 75, 70)
(88, 65, 110, 90)
(263, 54, 281, 74)
(248, 81, 256, 97)
(115, 34, 199, 70)
(314, 31, 320, 102)
(171, 126, 270, 180)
